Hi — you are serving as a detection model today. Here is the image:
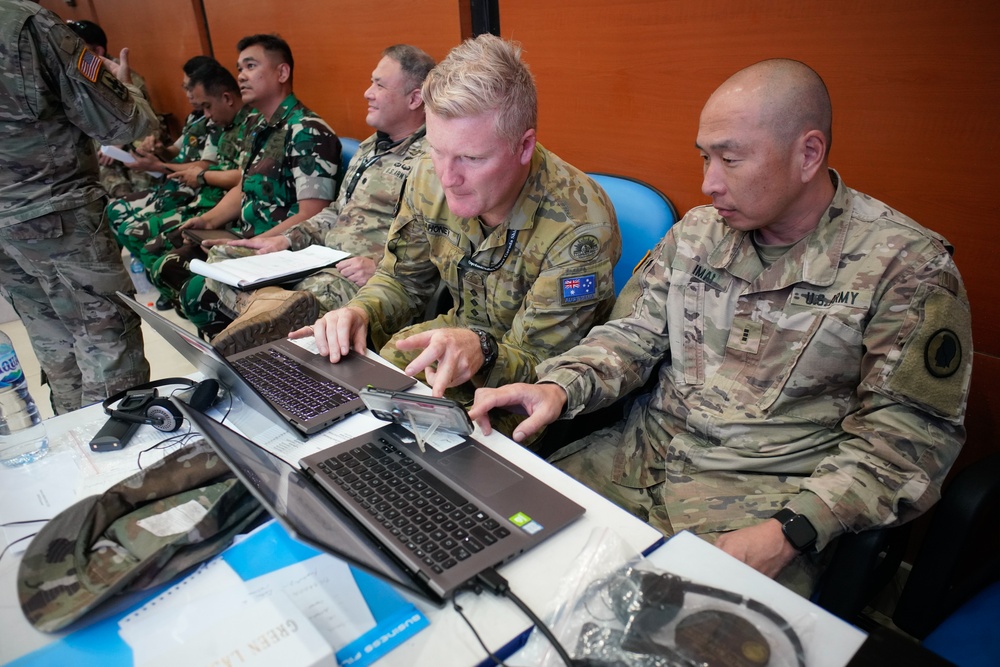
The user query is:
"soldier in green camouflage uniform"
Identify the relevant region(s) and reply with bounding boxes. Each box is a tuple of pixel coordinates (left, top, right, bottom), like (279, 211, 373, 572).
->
(201, 45, 436, 354)
(0, 0, 157, 413)
(105, 110, 213, 260)
(116, 65, 254, 279)
(310, 36, 620, 442)
(470, 59, 972, 597)
(159, 34, 341, 334)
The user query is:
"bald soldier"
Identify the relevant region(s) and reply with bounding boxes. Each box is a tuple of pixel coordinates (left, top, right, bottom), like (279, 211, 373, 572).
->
(304, 34, 620, 443)
(470, 59, 972, 595)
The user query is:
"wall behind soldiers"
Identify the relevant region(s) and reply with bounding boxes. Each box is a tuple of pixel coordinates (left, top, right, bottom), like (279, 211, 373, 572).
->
(201, 0, 461, 141)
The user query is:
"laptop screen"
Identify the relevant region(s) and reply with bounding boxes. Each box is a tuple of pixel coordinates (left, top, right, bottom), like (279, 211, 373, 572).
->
(175, 401, 438, 602)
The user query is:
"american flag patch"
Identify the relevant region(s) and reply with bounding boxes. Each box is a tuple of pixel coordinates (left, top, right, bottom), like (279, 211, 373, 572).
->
(562, 274, 597, 303)
(77, 48, 102, 83)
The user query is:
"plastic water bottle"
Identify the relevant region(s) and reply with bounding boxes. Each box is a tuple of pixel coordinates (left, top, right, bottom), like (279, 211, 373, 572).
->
(129, 254, 153, 293)
(0, 332, 48, 467)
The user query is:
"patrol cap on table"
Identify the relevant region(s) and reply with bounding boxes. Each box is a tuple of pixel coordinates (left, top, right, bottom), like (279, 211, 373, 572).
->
(17, 441, 264, 632)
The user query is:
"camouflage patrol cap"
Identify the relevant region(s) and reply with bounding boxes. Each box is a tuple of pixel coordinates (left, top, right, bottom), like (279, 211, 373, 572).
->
(17, 441, 265, 632)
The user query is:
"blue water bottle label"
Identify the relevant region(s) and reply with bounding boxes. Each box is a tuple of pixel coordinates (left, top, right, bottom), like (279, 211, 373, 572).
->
(0, 343, 24, 389)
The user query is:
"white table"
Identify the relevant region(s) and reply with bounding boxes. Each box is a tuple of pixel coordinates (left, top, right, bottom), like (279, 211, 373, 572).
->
(0, 387, 666, 666)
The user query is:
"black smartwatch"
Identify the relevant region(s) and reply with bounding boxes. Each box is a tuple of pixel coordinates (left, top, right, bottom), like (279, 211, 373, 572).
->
(773, 508, 818, 553)
(470, 328, 498, 373)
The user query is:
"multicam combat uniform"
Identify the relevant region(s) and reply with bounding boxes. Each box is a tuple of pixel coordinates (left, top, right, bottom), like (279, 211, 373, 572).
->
(202, 128, 426, 322)
(164, 93, 340, 329)
(105, 111, 214, 267)
(351, 143, 621, 437)
(0, 0, 157, 414)
(540, 170, 972, 593)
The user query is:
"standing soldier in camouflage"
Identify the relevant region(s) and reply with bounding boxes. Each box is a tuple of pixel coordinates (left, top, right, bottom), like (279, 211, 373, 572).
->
(65, 19, 158, 199)
(470, 59, 973, 596)
(152, 33, 341, 333)
(0, 0, 157, 414)
(201, 44, 436, 356)
(308, 34, 621, 443)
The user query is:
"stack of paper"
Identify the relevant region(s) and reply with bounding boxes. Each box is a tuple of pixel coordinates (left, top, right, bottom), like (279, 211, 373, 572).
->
(190, 246, 350, 290)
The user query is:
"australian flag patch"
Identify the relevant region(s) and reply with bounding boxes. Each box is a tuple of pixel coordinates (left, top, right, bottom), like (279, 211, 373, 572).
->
(562, 274, 597, 303)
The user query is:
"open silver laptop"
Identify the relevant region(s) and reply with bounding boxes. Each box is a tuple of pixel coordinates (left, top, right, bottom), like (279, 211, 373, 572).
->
(175, 401, 586, 604)
(120, 292, 415, 440)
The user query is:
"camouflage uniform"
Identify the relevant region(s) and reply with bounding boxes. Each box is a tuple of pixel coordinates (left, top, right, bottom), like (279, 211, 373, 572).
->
(105, 111, 214, 266)
(205, 128, 426, 321)
(0, 0, 156, 413)
(95, 68, 159, 198)
(170, 93, 341, 331)
(351, 143, 621, 437)
(541, 170, 972, 595)
(123, 107, 255, 275)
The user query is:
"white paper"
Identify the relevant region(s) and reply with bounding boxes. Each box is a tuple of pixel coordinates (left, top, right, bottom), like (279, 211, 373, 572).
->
(139, 591, 335, 667)
(243, 556, 375, 647)
(99, 145, 164, 177)
(189, 246, 350, 288)
(0, 450, 78, 553)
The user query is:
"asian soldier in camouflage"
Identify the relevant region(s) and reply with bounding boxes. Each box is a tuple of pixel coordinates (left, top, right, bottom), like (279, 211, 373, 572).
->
(152, 34, 341, 328)
(470, 59, 972, 596)
(308, 35, 621, 443)
(113, 64, 253, 278)
(199, 44, 435, 354)
(0, 0, 157, 414)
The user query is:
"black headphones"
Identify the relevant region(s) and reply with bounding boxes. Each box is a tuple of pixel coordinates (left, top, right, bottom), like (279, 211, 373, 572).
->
(102, 378, 220, 432)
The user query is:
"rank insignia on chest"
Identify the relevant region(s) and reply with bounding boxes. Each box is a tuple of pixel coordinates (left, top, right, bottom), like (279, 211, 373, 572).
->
(562, 274, 597, 303)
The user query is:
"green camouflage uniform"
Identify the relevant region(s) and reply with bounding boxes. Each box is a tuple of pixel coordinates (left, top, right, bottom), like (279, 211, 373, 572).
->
(172, 93, 341, 331)
(542, 170, 972, 595)
(105, 111, 215, 266)
(206, 128, 426, 320)
(0, 0, 156, 413)
(123, 107, 255, 275)
(351, 143, 621, 438)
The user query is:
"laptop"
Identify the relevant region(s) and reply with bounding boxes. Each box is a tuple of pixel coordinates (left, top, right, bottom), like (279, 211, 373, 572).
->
(173, 400, 586, 604)
(119, 292, 415, 440)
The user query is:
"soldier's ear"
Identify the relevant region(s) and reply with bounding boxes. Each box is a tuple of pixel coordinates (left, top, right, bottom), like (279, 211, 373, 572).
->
(277, 62, 291, 84)
(407, 87, 423, 111)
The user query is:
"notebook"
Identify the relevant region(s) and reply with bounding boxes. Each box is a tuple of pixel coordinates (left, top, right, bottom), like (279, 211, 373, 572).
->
(119, 292, 415, 440)
(174, 400, 586, 604)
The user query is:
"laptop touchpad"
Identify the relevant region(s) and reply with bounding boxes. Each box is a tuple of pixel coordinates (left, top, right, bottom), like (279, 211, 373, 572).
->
(438, 446, 523, 497)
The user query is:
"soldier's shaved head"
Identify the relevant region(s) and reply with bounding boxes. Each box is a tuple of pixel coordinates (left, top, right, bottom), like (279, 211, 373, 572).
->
(708, 59, 832, 156)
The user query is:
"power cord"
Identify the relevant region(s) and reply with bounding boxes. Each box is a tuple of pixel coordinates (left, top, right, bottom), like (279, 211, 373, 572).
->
(465, 567, 576, 667)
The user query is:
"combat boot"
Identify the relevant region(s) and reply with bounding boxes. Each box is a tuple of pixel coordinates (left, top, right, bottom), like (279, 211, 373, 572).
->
(211, 287, 318, 358)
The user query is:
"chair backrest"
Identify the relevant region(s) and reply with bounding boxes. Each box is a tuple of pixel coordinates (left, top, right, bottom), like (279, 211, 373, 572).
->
(588, 173, 678, 296)
(340, 137, 361, 176)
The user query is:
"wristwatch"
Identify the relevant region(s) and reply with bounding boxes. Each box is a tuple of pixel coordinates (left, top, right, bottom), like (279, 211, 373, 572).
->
(196, 169, 207, 187)
(773, 508, 818, 553)
(470, 328, 498, 373)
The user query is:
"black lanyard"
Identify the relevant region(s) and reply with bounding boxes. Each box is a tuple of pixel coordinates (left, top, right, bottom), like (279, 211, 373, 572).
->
(459, 229, 519, 273)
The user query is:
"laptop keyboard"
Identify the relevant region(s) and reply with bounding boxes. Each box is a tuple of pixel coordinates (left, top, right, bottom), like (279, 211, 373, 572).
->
(317, 437, 511, 574)
(231, 349, 357, 421)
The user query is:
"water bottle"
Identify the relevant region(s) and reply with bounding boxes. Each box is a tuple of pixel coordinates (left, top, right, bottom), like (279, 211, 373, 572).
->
(129, 254, 153, 293)
(0, 332, 48, 467)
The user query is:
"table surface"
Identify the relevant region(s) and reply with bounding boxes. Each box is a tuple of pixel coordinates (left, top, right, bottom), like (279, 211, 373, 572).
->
(0, 373, 667, 666)
(3, 358, 932, 667)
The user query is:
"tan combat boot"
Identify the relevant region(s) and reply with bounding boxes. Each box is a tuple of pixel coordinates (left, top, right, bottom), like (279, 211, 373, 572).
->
(211, 287, 318, 357)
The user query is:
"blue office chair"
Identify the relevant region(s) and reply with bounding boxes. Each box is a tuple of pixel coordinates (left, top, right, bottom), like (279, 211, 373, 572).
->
(340, 137, 361, 176)
(588, 173, 678, 295)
